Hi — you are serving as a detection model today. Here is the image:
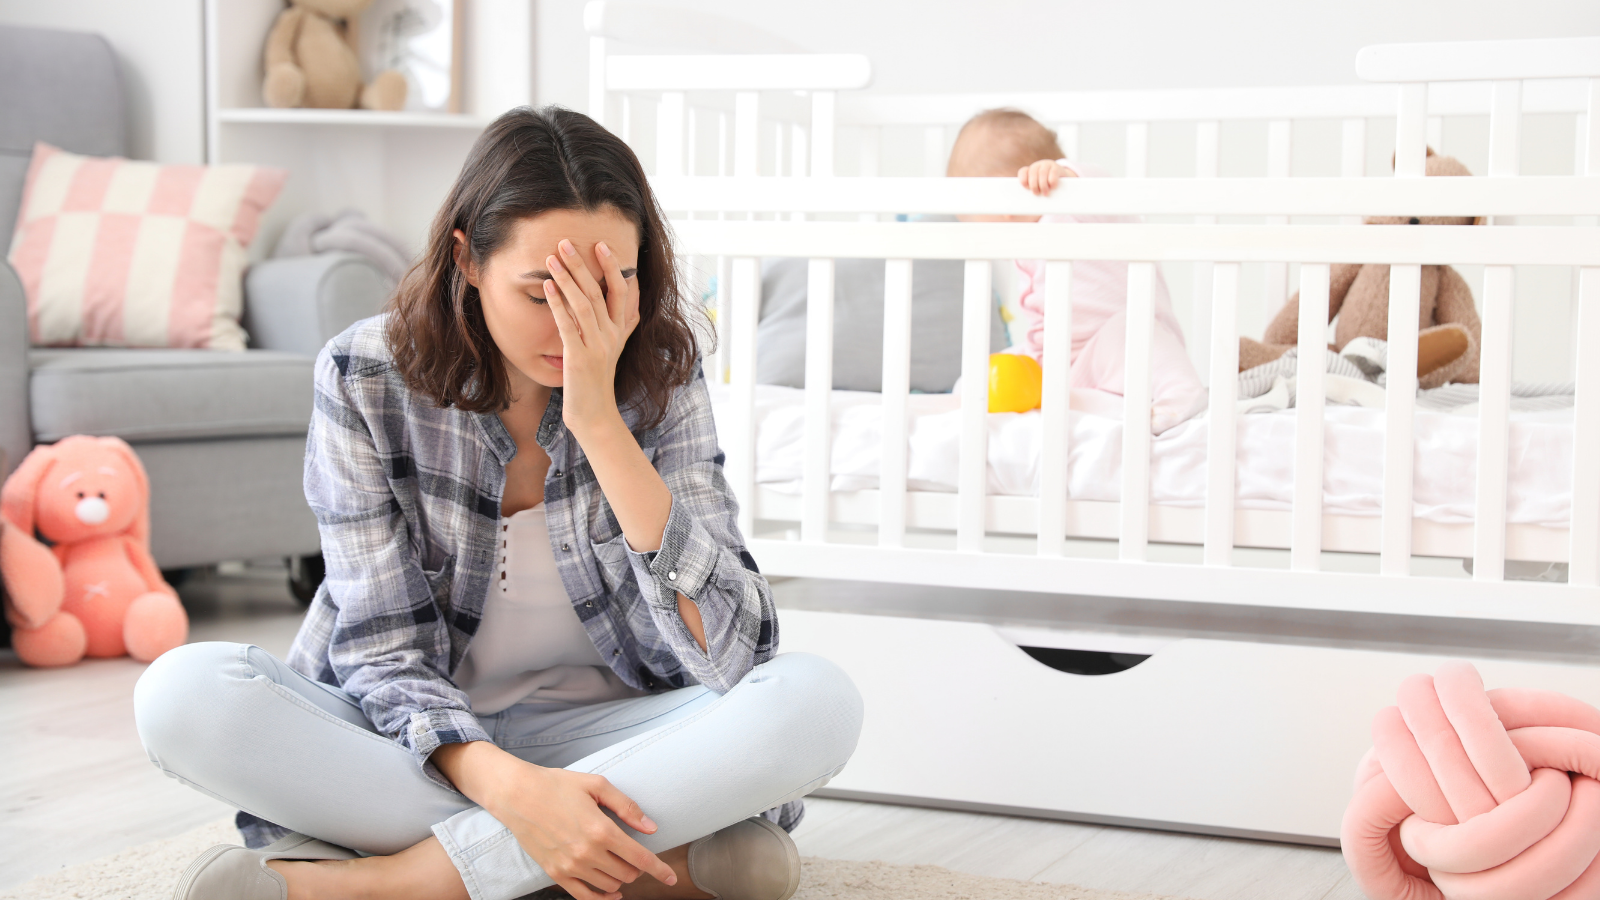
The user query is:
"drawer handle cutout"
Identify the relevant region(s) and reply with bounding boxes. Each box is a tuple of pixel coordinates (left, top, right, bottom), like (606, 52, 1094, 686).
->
(1019, 646, 1150, 676)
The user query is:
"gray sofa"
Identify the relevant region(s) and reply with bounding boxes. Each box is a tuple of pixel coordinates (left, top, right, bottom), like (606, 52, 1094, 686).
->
(0, 25, 389, 592)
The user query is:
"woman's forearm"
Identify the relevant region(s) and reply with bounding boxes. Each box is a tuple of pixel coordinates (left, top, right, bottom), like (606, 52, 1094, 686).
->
(571, 414, 709, 652)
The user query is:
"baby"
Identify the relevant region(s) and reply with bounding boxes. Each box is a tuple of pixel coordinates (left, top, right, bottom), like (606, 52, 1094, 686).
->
(947, 108, 1207, 434)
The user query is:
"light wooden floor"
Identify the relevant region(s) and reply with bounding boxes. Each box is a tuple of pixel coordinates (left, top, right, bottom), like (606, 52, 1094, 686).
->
(0, 566, 1363, 898)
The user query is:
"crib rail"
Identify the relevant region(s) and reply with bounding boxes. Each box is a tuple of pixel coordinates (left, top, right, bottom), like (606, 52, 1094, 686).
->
(671, 208, 1600, 625)
(653, 175, 1600, 218)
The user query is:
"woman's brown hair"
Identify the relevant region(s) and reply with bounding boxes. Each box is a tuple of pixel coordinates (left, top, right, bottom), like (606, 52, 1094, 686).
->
(386, 105, 700, 428)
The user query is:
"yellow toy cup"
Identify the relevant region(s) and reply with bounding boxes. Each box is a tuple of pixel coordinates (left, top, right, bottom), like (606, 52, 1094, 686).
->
(988, 353, 1043, 413)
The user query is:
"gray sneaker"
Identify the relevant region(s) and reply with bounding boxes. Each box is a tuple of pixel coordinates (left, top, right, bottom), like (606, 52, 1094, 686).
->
(686, 817, 801, 900)
(172, 832, 357, 900)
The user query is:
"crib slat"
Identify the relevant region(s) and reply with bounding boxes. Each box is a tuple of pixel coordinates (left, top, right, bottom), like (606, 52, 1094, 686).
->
(717, 112, 729, 176)
(1341, 118, 1366, 225)
(773, 122, 786, 177)
(879, 259, 914, 548)
(588, 35, 607, 126)
(1037, 261, 1073, 558)
(858, 126, 880, 222)
(729, 257, 762, 537)
(1489, 80, 1522, 178)
(715, 255, 732, 382)
(1058, 123, 1080, 164)
(801, 259, 835, 543)
(811, 91, 836, 178)
(1473, 266, 1515, 582)
(1203, 262, 1241, 567)
(1380, 264, 1422, 576)
(734, 92, 759, 177)
(657, 92, 684, 177)
(1587, 79, 1600, 175)
(792, 125, 809, 180)
(1427, 115, 1444, 154)
(687, 107, 698, 177)
(1571, 267, 1600, 585)
(1119, 262, 1155, 561)
(925, 126, 946, 176)
(1395, 84, 1428, 177)
(1291, 263, 1330, 572)
(1126, 123, 1149, 178)
(1192, 121, 1220, 384)
(1263, 119, 1293, 317)
(957, 260, 992, 553)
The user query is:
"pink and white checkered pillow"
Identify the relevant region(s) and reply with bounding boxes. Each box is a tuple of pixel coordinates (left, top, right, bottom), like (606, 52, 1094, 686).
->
(6, 142, 286, 350)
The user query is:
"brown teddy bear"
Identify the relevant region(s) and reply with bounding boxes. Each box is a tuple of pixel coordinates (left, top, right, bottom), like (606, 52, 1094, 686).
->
(263, 0, 407, 112)
(1238, 149, 1484, 390)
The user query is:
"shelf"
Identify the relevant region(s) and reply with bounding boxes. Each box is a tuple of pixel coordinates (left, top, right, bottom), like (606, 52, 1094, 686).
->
(215, 108, 493, 129)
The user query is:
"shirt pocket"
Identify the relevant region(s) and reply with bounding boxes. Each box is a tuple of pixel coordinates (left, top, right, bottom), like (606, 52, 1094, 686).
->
(588, 533, 634, 595)
(422, 554, 456, 608)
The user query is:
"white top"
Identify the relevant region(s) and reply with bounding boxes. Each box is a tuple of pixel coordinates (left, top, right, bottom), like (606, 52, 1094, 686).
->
(455, 503, 643, 714)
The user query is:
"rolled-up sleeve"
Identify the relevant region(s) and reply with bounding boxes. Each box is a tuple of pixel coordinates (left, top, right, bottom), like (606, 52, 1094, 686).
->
(303, 347, 489, 775)
(623, 367, 779, 692)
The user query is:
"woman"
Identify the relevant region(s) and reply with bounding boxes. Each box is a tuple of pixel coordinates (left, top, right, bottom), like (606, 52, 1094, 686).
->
(134, 107, 862, 900)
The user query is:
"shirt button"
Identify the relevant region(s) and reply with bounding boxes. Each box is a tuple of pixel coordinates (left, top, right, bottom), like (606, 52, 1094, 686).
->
(585, 600, 594, 608)
(612, 648, 621, 656)
(561, 543, 570, 551)
(553, 469, 562, 477)
(667, 571, 677, 581)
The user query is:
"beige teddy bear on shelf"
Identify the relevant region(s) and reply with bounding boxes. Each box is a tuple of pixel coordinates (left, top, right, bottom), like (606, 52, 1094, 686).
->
(263, 0, 407, 111)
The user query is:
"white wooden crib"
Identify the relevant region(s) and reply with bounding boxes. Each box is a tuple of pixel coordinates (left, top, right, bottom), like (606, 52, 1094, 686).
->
(587, 14, 1600, 844)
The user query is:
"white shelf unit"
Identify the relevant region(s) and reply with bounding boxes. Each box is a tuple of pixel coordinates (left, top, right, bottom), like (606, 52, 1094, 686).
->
(214, 108, 492, 129)
(204, 0, 533, 259)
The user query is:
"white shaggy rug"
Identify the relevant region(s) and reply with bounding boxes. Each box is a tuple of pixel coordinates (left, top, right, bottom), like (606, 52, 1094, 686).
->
(0, 819, 1179, 900)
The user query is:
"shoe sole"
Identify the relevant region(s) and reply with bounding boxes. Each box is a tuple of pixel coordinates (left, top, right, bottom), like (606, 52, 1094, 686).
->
(748, 817, 802, 900)
(171, 844, 238, 900)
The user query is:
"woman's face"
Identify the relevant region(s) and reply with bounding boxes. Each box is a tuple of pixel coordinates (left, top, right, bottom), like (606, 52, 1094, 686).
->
(462, 206, 640, 390)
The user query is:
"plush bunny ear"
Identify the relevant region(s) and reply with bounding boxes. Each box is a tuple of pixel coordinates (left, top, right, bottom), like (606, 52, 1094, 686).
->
(0, 444, 60, 537)
(98, 437, 151, 546)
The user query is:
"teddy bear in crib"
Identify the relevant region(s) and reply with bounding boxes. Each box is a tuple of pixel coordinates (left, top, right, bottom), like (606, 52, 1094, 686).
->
(1238, 149, 1484, 390)
(0, 436, 188, 667)
(262, 0, 407, 112)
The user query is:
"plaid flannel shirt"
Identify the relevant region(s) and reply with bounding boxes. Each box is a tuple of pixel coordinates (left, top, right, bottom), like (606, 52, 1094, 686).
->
(284, 315, 785, 801)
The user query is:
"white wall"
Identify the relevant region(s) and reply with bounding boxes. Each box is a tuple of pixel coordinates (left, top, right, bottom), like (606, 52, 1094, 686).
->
(0, 0, 206, 164)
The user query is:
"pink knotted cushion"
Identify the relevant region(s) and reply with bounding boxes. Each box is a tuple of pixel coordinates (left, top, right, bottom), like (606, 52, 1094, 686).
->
(1341, 662, 1600, 900)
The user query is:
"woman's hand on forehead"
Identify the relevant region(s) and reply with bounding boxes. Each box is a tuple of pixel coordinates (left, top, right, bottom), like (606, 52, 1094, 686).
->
(540, 234, 642, 438)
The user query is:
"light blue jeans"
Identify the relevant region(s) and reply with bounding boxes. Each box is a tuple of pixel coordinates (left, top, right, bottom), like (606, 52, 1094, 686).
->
(133, 643, 862, 900)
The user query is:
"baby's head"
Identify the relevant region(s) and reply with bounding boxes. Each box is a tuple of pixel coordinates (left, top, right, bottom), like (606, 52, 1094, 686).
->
(947, 108, 1064, 178)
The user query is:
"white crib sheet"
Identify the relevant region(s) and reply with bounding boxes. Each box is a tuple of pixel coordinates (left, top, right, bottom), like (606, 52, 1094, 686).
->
(707, 384, 1575, 527)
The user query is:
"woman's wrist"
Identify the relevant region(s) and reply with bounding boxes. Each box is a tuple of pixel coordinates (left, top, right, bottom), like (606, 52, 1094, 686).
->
(564, 404, 628, 448)
(432, 739, 522, 810)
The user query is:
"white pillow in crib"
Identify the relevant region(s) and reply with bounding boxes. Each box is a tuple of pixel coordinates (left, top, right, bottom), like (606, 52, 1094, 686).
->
(756, 257, 1006, 394)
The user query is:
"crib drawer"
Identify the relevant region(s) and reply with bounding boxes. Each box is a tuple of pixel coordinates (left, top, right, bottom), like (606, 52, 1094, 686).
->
(779, 608, 1600, 844)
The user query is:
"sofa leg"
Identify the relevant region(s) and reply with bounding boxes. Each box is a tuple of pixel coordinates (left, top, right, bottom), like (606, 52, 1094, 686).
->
(287, 554, 324, 608)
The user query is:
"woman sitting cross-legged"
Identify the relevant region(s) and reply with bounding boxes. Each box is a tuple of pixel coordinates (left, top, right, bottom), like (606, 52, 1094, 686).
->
(133, 106, 863, 900)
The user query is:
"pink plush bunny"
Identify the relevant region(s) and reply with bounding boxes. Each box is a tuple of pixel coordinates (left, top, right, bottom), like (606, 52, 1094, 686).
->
(0, 436, 188, 667)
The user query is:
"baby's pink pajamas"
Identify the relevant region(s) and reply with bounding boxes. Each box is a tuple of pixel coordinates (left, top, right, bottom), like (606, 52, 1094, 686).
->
(1015, 164, 1208, 434)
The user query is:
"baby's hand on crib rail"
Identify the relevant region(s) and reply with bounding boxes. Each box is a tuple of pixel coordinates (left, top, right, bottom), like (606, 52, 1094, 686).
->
(1018, 159, 1076, 197)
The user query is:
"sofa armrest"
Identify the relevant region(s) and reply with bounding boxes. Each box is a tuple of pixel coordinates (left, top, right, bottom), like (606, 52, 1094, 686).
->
(0, 261, 30, 476)
(242, 253, 392, 356)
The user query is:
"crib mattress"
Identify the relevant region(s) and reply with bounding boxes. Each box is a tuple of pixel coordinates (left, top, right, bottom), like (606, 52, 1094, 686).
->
(708, 384, 1576, 528)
